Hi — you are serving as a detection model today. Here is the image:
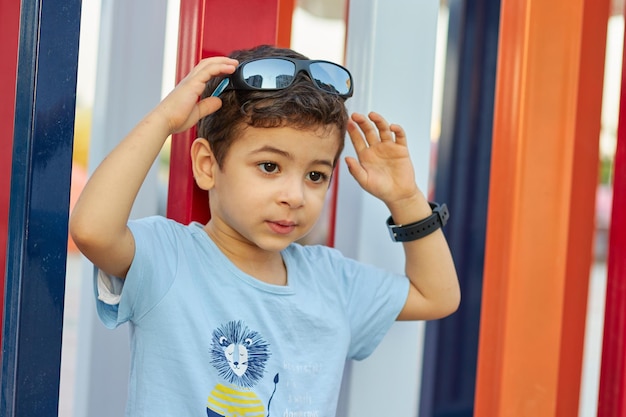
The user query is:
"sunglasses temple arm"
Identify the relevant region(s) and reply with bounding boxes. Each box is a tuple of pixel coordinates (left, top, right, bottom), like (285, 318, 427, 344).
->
(210, 78, 230, 97)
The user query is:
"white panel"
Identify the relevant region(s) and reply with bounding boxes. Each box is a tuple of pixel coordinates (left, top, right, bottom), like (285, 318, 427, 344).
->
(73, 1, 168, 416)
(335, 0, 440, 415)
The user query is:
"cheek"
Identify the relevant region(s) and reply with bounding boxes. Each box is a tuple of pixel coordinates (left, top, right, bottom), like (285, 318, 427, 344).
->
(214, 171, 262, 202)
(306, 188, 331, 211)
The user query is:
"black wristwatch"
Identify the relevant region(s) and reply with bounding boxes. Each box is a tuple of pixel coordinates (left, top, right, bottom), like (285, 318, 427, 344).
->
(386, 202, 449, 242)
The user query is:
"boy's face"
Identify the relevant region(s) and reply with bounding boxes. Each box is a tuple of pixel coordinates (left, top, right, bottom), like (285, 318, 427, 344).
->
(207, 124, 342, 253)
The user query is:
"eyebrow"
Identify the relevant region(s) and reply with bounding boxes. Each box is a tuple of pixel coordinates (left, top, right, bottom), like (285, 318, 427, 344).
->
(250, 145, 334, 169)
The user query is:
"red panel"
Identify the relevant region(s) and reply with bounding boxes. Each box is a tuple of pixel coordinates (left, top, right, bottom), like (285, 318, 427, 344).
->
(167, 0, 294, 224)
(202, 0, 286, 57)
(166, 0, 204, 224)
(0, 0, 20, 352)
(598, 8, 626, 415)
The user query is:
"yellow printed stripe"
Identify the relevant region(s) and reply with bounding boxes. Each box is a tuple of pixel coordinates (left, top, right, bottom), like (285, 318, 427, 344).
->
(211, 390, 263, 406)
(207, 402, 265, 417)
(212, 383, 262, 403)
(207, 384, 265, 417)
(214, 383, 258, 398)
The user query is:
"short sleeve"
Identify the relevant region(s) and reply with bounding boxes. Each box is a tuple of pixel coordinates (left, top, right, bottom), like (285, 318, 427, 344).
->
(93, 216, 181, 328)
(343, 260, 409, 360)
(316, 247, 410, 360)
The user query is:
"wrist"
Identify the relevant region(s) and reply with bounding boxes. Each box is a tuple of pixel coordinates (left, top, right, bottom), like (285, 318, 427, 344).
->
(149, 108, 177, 133)
(386, 202, 450, 242)
(385, 192, 429, 224)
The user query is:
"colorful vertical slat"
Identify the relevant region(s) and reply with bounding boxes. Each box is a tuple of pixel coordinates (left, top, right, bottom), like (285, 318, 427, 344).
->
(0, 0, 81, 416)
(475, 0, 609, 414)
(0, 0, 20, 354)
(419, 0, 500, 415)
(598, 5, 626, 415)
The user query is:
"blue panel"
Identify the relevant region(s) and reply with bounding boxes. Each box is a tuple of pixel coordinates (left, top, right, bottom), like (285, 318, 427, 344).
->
(419, 0, 500, 416)
(1, 0, 81, 416)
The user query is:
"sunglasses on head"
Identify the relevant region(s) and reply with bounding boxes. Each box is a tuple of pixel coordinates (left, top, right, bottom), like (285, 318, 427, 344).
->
(211, 57, 354, 99)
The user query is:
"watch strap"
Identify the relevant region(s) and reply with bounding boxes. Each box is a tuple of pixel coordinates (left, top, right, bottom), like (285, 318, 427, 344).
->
(386, 202, 449, 242)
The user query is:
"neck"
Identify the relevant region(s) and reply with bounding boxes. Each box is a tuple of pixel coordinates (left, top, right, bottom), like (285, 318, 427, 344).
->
(204, 222, 288, 286)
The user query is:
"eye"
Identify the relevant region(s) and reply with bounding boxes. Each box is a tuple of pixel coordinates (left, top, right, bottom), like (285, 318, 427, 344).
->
(307, 171, 329, 184)
(258, 162, 279, 174)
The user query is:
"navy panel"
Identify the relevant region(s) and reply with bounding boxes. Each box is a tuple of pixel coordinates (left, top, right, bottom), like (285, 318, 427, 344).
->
(419, 0, 500, 416)
(1, 0, 82, 416)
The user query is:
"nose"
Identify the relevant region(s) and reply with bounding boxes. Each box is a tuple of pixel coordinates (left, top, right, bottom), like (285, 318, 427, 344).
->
(279, 176, 305, 208)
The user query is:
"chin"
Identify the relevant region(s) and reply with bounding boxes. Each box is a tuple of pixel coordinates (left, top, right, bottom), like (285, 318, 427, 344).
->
(254, 234, 303, 252)
(259, 240, 296, 252)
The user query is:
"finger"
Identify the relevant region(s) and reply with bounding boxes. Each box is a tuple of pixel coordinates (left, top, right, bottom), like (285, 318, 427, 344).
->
(209, 63, 238, 80)
(194, 56, 239, 74)
(351, 112, 380, 147)
(185, 57, 239, 85)
(172, 97, 223, 134)
(196, 96, 224, 120)
(368, 112, 394, 142)
(347, 119, 368, 152)
(344, 156, 368, 186)
(390, 123, 407, 146)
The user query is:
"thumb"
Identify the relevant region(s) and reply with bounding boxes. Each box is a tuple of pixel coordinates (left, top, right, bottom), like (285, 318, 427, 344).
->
(173, 97, 223, 133)
(196, 96, 223, 119)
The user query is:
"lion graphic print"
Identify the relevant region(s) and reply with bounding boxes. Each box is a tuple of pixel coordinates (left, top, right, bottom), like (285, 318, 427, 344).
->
(206, 320, 279, 417)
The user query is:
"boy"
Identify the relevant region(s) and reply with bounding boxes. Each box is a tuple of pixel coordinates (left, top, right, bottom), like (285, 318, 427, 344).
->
(70, 45, 459, 416)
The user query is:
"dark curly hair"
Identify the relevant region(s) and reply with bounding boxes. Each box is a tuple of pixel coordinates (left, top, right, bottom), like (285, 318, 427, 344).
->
(197, 45, 349, 167)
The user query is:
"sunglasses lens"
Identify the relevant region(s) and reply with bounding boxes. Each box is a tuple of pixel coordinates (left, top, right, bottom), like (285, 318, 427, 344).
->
(309, 62, 352, 96)
(242, 59, 296, 89)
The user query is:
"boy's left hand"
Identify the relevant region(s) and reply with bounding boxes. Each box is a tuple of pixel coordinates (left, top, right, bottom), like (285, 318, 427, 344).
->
(347, 112, 460, 321)
(345, 112, 421, 207)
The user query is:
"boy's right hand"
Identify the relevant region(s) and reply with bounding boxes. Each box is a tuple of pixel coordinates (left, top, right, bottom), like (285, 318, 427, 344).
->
(154, 56, 239, 135)
(70, 56, 238, 279)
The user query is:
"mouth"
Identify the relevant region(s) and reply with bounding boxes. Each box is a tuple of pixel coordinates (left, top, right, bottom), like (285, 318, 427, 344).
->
(267, 220, 297, 235)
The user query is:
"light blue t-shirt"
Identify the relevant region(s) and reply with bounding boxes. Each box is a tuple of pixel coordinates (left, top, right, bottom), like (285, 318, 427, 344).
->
(95, 216, 409, 417)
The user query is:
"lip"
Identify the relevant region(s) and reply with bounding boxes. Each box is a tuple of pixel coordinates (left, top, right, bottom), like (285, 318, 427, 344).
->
(267, 220, 297, 235)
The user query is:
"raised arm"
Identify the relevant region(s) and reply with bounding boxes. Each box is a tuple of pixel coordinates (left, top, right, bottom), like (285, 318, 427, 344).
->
(345, 112, 460, 321)
(69, 57, 238, 278)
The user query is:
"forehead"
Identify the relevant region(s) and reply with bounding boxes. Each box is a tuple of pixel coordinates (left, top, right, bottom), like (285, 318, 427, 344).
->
(229, 124, 342, 160)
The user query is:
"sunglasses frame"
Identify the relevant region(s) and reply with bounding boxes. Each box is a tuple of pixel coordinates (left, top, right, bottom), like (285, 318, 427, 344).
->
(211, 57, 354, 99)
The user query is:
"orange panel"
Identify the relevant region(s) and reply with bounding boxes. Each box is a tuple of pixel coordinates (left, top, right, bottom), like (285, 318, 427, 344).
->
(559, 0, 610, 414)
(276, 0, 295, 48)
(475, 0, 609, 414)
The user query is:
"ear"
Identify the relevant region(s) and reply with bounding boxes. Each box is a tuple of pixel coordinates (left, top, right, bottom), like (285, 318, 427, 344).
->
(190, 138, 217, 190)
